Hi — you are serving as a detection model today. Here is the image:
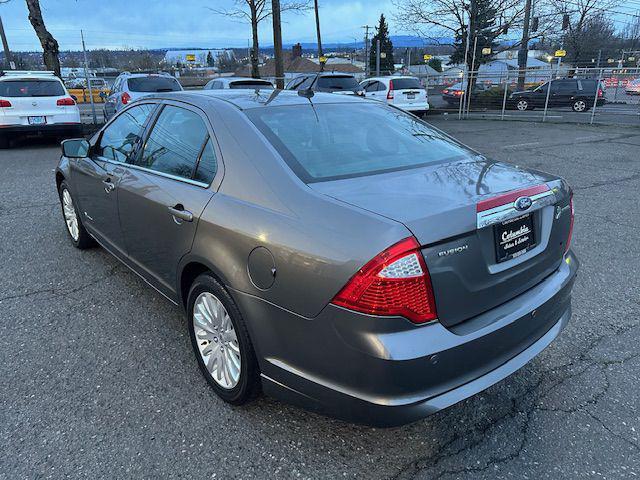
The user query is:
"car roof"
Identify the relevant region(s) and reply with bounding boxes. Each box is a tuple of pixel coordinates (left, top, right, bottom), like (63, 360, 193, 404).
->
(144, 89, 368, 110)
(220, 77, 272, 84)
(0, 73, 62, 82)
(366, 76, 418, 81)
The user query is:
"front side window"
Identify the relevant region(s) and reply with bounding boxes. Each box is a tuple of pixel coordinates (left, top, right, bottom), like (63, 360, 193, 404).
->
(0, 79, 65, 97)
(248, 103, 474, 183)
(138, 105, 208, 179)
(97, 104, 155, 162)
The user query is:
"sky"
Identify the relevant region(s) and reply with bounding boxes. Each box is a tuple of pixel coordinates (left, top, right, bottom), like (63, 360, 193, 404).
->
(0, 0, 398, 51)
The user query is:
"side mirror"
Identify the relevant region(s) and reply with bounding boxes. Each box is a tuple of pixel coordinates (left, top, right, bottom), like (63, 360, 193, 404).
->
(62, 138, 90, 158)
(70, 94, 78, 102)
(99, 91, 107, 99)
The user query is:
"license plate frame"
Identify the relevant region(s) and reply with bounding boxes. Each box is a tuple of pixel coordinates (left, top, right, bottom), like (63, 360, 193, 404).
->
(28, 116, 47, 126)
(494, 213, 536, 263)
(407, 94, 416, 100)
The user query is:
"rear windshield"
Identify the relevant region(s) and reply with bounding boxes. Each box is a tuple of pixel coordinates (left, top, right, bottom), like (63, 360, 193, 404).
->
(127, 76, 182, 93)
(0, 79, 65, 97)
(317, 76, 359, 91)
(229, 80, 274, 90)
(247, 103, 474, 182)
(392, 78, 421, 90)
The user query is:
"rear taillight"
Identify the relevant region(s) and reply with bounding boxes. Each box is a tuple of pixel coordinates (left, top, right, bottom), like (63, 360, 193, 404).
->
(0, 99, 11, 107)
(332, 237, 438, 324)
(57, 97, 76, 106)
(387, 80, 394, 100)
(121, 92, 131, 104)
(442, 89, 449, 94)
(565, 194, 574, 253)
(598, 88, 603, 98)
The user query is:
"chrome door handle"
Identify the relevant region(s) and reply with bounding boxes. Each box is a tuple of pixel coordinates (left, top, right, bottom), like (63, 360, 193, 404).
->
(168, 205, 193, 223)
(102, 179, 115, 193)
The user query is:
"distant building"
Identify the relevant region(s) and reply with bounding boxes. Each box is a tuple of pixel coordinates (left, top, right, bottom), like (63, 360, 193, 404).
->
(163, 49, 235, 67)
(478, 57, 551, 84)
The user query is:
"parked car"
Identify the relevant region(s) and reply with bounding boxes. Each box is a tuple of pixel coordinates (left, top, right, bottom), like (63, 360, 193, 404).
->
(509, 78, 605, 112)
(441, 82, 495, 106)
(55, 90, 578, 426)
(286, 73, 364, 96)
(360, 76, 429, 115)
(625, 78, 640, 95)
(204, 77, 274, 90)
(0, 70, 81, 148)
(103, 72, 182, 120)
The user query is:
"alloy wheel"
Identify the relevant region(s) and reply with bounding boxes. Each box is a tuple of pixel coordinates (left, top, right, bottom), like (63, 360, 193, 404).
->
(517, 99, 528, 111)
(192, 292, 241, 389)
(573, 100, 587, 112)
(62, 189, 79, 241)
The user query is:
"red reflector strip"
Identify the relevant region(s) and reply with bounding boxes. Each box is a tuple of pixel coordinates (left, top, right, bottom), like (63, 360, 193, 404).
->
(476, 184, 550, 212)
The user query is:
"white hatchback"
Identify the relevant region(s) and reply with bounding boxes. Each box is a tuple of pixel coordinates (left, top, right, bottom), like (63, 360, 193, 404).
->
(360, 76, 429, 114)
(0, 71, 81, 148)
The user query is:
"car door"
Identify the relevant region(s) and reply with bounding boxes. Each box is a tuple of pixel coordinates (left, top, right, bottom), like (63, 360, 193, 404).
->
(552, 80, 577, 107)
(116, 102, 220, 298)
(71, 103, 157, 256)
(365, 81, 383, 100)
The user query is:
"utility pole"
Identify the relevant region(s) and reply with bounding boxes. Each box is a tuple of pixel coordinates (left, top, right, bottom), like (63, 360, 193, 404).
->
(271, 0, 284, 89)
(595, 49, 601, 68)
(376, 39, 381, 76)
(362, 25, 371, 77)
(0, 15, 15, 70)
(81, 30, 97, 125)
(517, 0, 533, 90)
(314, 0, 323, 63)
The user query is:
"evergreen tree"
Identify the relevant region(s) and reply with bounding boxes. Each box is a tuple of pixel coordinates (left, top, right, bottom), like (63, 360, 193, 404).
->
(449, 0, 498, 71)
(206, 51, 215, 67)
(369, 14, 395, 74)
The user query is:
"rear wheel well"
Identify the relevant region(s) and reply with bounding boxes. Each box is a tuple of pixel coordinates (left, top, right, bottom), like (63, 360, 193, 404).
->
(180, 262, 214, 309)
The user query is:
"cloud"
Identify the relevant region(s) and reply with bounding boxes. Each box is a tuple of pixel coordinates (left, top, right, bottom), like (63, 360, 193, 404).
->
(0, 0, 399, 50)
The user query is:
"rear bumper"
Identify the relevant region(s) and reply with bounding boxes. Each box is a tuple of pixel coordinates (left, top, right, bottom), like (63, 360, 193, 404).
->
(234, 252, 578, 427)
(0, 123, 83, 137)
(401, 103, 430, 113)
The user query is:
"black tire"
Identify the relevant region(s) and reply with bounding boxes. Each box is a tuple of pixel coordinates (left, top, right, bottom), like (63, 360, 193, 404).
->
(515, 98, 530, 111)
(0, 135, 9, 149)
(572, 98, 588, 112)
(58, 180, 95, 249)
(187, 273, 261, 405)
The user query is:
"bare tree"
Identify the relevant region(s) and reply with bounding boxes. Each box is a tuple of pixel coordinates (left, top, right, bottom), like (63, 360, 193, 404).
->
(25, 0, 61, 76)
(551, 0, 620, 67)
(392, 0, 551, 72)
(210, 0, 310, 78)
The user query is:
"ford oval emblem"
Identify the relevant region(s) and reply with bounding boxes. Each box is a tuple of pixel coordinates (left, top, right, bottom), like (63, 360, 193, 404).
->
(514, 196, 533, 211)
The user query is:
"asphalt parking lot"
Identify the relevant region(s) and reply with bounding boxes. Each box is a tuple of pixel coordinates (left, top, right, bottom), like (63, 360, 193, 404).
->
(1, 119, 639, 479)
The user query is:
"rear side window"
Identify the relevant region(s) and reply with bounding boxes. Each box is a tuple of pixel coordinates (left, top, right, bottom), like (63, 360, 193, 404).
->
(554, 81, 577, 93)
(317, 76, 359, 90)
(193, 138, 218, 184)
(229, 81, 273, 90)
(391, 78, 421, 90)
(127, 76, 182, 93)
(97, 104, 155, 162)
(0, 79, 65, 97)
(138, 105, 208, 180)
(248, 103, 474, 182)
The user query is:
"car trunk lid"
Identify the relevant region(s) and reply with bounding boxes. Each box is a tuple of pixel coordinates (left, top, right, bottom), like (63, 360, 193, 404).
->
(310, 158, 572, 327)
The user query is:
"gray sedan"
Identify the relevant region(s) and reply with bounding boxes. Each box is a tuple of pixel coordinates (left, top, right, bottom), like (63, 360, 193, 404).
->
(55, 90, 578, 426)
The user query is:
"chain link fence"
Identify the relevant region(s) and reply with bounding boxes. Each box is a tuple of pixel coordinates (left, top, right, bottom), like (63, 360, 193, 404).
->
(412, 67, 640, 125)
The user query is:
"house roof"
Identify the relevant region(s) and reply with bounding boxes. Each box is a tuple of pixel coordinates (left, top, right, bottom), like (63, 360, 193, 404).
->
(236, 53, 363, 77)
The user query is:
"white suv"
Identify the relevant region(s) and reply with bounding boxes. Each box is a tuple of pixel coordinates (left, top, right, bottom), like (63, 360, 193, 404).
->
(0, 71, 81, 148)
(360, 76, 429, 115)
